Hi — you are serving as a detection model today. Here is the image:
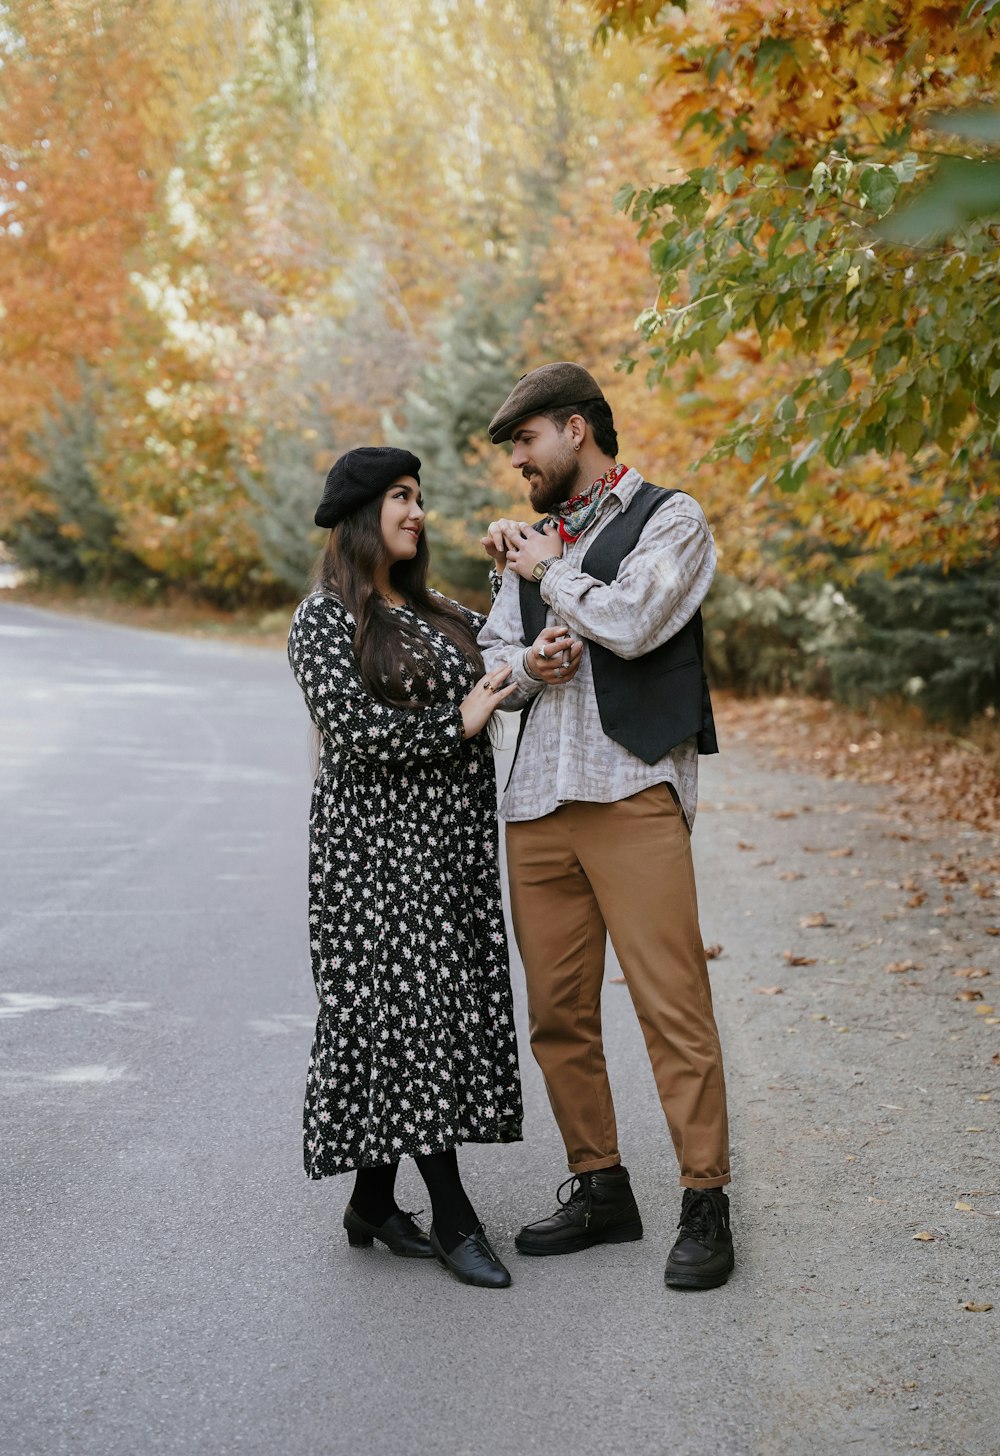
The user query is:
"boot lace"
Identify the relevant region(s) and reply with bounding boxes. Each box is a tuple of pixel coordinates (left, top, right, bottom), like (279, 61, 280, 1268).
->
(556, 1174, 592, 1227)
(678, 1190, 728, 1240)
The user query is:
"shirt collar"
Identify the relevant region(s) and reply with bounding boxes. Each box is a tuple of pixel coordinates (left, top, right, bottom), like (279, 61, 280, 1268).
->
(597, 466, 645, 513)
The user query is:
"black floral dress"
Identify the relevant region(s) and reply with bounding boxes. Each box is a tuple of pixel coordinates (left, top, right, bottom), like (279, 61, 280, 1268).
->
(287, 591, 523, 1178)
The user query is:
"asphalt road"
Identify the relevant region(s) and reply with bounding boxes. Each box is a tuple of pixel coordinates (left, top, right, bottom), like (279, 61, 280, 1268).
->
(2, 602, 998, 1456)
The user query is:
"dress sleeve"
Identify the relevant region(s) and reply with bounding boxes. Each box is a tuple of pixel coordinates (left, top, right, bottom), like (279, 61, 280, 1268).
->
(287, 594, 465, 766)
(477, 571, 544, 712)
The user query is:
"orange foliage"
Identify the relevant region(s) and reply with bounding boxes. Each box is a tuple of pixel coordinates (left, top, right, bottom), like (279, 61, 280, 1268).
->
(0, 1, 170, 516)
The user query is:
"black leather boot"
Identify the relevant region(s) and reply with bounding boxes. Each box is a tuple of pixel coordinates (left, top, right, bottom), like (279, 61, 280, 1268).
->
(514, 1167, 643, 1256)
(663, 1188, 734, 1289)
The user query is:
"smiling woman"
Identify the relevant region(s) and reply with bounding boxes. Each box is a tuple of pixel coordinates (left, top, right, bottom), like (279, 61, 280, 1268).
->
(287, 445, 522, 1290)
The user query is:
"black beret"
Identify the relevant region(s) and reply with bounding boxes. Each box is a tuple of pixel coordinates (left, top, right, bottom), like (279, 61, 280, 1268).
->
(488, 361, 606, 444)
(314, 447, 421, 529)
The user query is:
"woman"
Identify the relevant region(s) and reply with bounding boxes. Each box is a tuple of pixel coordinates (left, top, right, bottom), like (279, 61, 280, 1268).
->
(288, 445, 522, 1290)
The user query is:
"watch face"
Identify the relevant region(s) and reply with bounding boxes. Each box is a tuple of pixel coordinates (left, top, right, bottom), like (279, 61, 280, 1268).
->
(532, 561, 546, 581)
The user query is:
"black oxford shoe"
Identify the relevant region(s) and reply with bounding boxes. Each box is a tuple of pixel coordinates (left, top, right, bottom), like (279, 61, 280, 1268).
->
(343, 1205, 434, 1258)
(514, 1166, 643, 1256)
(663, 1188, 735, 1290)
(429, 1224, 512, 1288)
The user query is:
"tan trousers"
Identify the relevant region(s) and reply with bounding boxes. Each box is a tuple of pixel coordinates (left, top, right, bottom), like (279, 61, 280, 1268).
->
(506, 784, 730, 1188)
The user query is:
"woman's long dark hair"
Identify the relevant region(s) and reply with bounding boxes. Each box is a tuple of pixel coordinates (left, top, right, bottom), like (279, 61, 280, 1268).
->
(312, 494, 485, 708)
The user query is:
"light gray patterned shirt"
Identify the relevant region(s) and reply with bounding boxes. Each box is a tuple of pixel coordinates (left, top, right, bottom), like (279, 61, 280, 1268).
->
(478, 468, 716, 828)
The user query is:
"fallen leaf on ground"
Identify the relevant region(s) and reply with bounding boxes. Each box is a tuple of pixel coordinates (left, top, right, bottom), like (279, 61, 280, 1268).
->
(955, 1201, 974, 1211)
(886, 959, 922, 974)
(772, 810, 797, 820)
(803, 845, 823, 853)
(933, 906, 954, 917)
(906, 893, 926, 908)
(754, 858, 776, 867)
(828, 847, 853, 858)
(953, 967, 991, 978)
(784, 951, 817, 966)
(986, 927, 1000, 937)
(976, 1093, 993, 1101)
(800, 912, 833, 929)
(901, 876, 921, 892)
(704, 944, 724, 960)
(912, 1231, 936, 1241)
(737, 841, 756, 851)
(965, 1127, 986, 1133)
(756, 986, 784, 995)
(779, 871, 805, 881)
(974, 1004, 995, 1015)
(961, 1301, 993, 1312)
(955, 989, 985, 1002)
(993, 1052, 1000, 1065)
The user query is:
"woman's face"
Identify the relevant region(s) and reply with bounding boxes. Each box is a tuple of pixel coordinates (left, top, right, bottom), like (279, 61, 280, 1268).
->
(379, 476, 425, 564)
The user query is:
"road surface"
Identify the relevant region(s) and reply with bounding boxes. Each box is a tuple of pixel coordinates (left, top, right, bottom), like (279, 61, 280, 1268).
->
(2, 602, 997, 1456)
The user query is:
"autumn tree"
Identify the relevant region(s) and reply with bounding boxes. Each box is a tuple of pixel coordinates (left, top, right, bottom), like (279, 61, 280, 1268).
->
(596, 0, 1000, 578)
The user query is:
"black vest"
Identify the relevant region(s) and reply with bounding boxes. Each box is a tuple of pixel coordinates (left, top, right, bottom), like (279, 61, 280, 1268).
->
(517, 483, 718, 765)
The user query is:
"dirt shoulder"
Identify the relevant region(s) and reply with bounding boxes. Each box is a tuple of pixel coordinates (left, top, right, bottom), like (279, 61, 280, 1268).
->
(693, 708, 999, 1454)
(2, 583, 293, 650)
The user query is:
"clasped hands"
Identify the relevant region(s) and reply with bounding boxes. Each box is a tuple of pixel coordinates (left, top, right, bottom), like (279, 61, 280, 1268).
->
(481, 515, 560, 581)
(481, 517, 583, 688)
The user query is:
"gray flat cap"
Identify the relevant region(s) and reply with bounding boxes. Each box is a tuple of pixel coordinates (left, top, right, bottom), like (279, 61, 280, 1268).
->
(488, 361, 606, 444)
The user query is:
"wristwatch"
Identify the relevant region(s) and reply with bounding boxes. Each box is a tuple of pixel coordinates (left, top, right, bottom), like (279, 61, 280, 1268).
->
(531, 556, 562, 582)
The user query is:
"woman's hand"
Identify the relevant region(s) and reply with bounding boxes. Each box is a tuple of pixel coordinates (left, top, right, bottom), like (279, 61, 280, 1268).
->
(526, 626, 583, 686)
(481, 518, 531, 575)
(460, 665, 518, 739)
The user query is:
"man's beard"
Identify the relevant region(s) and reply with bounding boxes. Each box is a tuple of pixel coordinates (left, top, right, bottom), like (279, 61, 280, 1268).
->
(526, 446, 582, 514)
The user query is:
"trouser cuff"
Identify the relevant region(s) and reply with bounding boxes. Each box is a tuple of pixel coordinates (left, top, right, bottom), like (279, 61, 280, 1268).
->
(568, 1154, 622, 1174)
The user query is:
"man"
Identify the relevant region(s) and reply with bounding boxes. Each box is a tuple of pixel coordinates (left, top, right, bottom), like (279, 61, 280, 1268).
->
(478, 361, 733, 1290)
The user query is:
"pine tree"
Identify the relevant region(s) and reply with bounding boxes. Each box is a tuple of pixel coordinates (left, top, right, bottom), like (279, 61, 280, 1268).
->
(831, 565, 1000, 725)
(12, 368, 145, 589)
(385, 271, 538, 594)
(241, 422, 331, 597)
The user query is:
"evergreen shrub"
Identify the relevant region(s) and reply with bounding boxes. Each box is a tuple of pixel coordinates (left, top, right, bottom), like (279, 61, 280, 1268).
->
(11, 369, 146, 590)
(702, 575, 854, 696)
(830, 562, 1000, 726)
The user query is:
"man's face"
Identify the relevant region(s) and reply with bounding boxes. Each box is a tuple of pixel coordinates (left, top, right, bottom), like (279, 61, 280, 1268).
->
(509, 414, 582, 514)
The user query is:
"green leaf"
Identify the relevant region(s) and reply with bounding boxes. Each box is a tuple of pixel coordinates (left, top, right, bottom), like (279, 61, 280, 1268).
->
(802, 218, 822, 251)
(826, 365, 851, 401)
(896, 417, 925, 454)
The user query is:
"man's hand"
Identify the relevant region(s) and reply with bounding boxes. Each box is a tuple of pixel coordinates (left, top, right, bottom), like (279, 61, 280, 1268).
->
(526, 626, 583, 686)
(481, 517, 531, 574)
(502, 519, 563, 581)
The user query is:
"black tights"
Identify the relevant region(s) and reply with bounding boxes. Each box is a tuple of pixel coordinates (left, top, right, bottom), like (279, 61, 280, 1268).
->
(349, 1148, 479, 1253)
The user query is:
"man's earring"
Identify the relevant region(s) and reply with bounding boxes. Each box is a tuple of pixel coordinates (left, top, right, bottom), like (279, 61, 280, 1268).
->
(573, 441, 581, 451)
